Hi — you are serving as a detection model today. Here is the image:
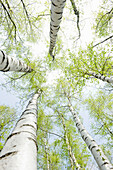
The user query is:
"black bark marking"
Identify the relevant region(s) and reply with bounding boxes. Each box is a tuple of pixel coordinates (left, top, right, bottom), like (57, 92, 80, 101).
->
(107, 79, 110, 83)
(23, 112, 37, 116)
(102, 76, 106, 81)
(91, 139, 96, 142)
(3, 66, 10, 72)
(76, 122, 80, 127)
(58, 16, 62, 20)
(80, 129, 85, 133)
(2, 57, 9, 71)
(0, 151, 18, 160)
(17, 117, 26, 123)
(91, 145, 96, 151)
(20, 124, 36, 131)
(54, 11, 63, 15)
(22, 108, 37, 114)
(84, 137, 88, 141)
(0, 50, 5, 64)
(6, 131, 36, 143)
(101, 162, 109, 166)
(88, 144, 91, 149)
(52, 1, 58, 7)
(28, 137, 38, 149)
(7, 132, 21, 141)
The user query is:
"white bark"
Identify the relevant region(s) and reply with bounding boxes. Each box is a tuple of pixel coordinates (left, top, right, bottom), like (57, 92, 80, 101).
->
(49, 0, 66, 57)
(61, 114, 81, 170)
(87, 71, 113, 83)
(0, 92, 41, 170)
(0, 50, 33, 72)
(68, 100, 113, 170)
(44, 138, 50, 170)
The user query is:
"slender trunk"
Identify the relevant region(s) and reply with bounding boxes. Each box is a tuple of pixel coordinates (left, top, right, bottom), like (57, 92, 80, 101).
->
(0, 50, 33, 72)
(68, 99, 113, 170)
(60, 113, 81, 170)
(87, 71, 113, 83)
(49, 0, 66, 58)
(0, 91, 41, 170)
(44, 137, 50, 170)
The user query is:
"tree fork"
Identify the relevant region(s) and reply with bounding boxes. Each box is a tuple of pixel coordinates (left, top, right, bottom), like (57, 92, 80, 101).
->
(0, 91, 41, 170)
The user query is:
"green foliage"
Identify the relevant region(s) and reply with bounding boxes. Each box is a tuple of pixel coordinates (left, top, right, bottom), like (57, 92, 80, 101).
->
(94, 3, 113, 37)
(84, 90, 113, 154)
(0, 0, 113, 168)
(0, 105, 16, 150)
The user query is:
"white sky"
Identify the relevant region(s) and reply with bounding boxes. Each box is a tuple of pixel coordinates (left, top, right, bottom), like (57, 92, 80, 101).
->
(0, 0, 103, 106)
(0, 1, 109, 168)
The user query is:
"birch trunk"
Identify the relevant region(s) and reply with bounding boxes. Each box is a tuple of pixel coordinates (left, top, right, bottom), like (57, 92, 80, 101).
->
(60, 113, 81, 170)
(0, 92, 41, 170)
(68, 99, 113, 170)
(0, 50, 33, 72)
(49, 0, 66, 57)
(87, 71, 113, 83)
(44, 137, 50, 170)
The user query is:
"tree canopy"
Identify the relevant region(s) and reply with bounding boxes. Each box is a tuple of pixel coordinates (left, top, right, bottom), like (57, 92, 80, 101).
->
(0, 0, 113, 169)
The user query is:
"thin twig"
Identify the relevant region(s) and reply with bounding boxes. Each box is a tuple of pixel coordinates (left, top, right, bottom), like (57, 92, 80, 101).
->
(39, 127, 65, 140)
(92, 35, 113, 48)
(0, 0, 16, 40)
(20, 0, 33, 32)
(70, 0, 81, 38)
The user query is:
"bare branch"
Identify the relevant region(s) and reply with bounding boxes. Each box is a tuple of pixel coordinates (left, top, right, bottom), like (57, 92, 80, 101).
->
(96, 8, 113, 31)
(93, 35, 113, 48)
(0, 0, 17, 40)
(70, 0, 81, 38)
(20, 0, 33, 32)
(39, 127, 65, 140)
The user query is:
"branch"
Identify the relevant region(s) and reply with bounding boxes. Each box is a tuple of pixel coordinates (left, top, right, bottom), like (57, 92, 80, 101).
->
(92, 35, 113, 48)
(20, 0, 33, 32)
(0, 0, 16, 39)
(5, 71, 30, 81)
(39, 127, 65, 140)
(96, 8, 113, 31)
(70, 0, 81, 38)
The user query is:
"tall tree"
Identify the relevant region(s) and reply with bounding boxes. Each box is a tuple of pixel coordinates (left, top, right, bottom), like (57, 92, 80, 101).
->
(57, 110, 81, 170)
(0, 0, 113, 169)
(67, 96, 113, 170)
(0, 90, 41, 170)
(49, 0, 66, 59)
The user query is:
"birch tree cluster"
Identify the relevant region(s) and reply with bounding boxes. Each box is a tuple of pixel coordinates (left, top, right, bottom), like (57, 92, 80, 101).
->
(0, 0, 113, 169)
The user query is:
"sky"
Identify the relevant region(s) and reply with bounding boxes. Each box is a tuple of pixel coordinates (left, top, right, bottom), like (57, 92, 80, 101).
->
(0, 0, 103, 135)
(0, 0, 105, 168)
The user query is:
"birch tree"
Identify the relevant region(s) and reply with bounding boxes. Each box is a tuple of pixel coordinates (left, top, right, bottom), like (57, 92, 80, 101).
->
(49, 0, 66, 59)
(86, 71, 113, 84)
(66, 96, 113, 170)
(85, 90, 113, 154)
(57, 110, 81, 170)
(0, 50, 33, 72)
(0, 91, 41, 170)
(0, 0, 113, 169)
